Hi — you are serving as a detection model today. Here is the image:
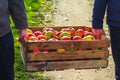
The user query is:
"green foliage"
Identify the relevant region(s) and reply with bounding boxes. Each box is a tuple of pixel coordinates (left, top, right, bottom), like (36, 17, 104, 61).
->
(13, 27, 51, 80)
(24, 0, 55, 26)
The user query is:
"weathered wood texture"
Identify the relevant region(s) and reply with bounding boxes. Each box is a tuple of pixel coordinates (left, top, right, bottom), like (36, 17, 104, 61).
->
(25, 60, 108, 71)
(20, 26, 110, 71)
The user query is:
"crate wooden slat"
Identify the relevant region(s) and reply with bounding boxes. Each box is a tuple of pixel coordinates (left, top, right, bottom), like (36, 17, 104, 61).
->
(25, 40, 110, 50)
(26, 60, 108, 71)
(20, 26, 110, 71)
(28, 26, 92, 32)
(26, 50, 109, 61)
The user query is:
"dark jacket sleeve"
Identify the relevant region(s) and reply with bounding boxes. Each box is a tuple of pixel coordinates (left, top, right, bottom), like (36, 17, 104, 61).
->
(92, 0, 108, 29)
(8, 0, 28, 29)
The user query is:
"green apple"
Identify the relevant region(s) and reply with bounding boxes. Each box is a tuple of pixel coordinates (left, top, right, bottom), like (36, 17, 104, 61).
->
(60, 32, 71, 39)
(26, 29, 33, 33)
(67, 48, 77, 52)
(44, 31, 54, 40)
(83, 35, 95, 40)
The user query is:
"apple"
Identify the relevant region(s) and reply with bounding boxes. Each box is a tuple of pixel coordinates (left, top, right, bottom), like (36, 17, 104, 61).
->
(61, 36, 71, 40)
(39, 39, 46, 41)
(61, 27, 75, 36)
(33, 49, 40, 53)
(70, 27, 75, 36)
(61, 28, 70, 32)
(26, 29, 33, 33)
(83, 35, 95, 40)
(43, 27, 56, 35)
(25, 33, 34, 40)
(48, 38, 58, 41)
(57, 48, 65, 52)
(60, 32, 71, 39)
(55, 36, 60, 40)
(43, 27, 54, 32)
(66, 48, 77, 52)
(42, 49, 49, 53)
(37, 35, 45, 40)
(77, 48, 82, 50)
(75, 29, 84, 37)
(34, 31, 43, 37)
(84, 31, 93, 37)
(28, 36, 38, 41)
(55, 31, 62, 40)
(72, 36, 82, 40)
(56, 31, 62, 37)
(44, 30, 54, 40)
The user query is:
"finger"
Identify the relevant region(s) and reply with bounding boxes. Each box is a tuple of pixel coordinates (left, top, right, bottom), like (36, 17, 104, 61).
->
(100, 34, 107, 40)
(94, 34, 100, 40)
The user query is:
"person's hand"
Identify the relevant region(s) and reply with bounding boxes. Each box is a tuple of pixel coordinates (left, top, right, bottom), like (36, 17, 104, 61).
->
(18, 28, 27, 44)
(92, 28, 106, 40)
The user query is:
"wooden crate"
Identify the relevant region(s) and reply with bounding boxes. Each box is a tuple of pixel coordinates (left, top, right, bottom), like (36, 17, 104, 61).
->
(20, 26, 110, 72)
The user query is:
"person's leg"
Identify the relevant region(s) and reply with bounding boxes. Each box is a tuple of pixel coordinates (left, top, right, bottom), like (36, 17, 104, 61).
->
(109, 26, 120, 80)
(0, 31, 14, 80)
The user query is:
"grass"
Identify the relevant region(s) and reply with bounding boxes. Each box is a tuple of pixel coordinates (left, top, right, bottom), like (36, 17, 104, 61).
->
(12, 27, 51, 80)
(11, 0, 56, 79)
(11, 0, 54, 80)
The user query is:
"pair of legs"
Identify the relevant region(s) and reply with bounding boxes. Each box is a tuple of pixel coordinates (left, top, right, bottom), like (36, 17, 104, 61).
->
(109, 26, 120, 80)
(0, 31, 14, 80)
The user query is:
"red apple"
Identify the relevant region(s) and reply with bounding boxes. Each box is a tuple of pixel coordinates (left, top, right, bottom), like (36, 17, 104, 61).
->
(72, 36, 82, 40)
(43, 27, 54, 32)
(42, 49, 49, 53)
(33, 49, 40, 53)
(39, 39, 46, 41)
(61, 36, 71, 40)
(77, 48, 82, 50)
(84, 31, 93, 37)
(43, 27, 56, 35)
(37, 35, 45, 40)
(56, 32, 62, 38)
(61, 28, 70, 32)
(55, 36, 60, 40)
(34, 31, 43, 37)
(48, 38, 58, 41)
(70, 27, 75, 36)
(75, 29, 84, 37)
(28, 36, 38, 41)
(25, 33, 34, 40)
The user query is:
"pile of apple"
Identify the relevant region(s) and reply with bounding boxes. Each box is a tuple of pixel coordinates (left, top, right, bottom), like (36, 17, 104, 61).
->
(25, 27, 96, 41)
(25, 27, 96, 53)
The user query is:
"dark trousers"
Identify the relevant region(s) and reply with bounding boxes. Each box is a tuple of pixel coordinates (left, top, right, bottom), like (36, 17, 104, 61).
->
(0, 31, 14, 80)
(109, 26, 120, 80)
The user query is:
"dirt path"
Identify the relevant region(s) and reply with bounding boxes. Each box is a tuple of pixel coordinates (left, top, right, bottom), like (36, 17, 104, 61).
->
(54, 0, 92, 26)
(43, 0, 115, 80)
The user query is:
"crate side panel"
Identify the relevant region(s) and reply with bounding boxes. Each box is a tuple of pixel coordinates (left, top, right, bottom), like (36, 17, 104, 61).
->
(25, 60, 108, 71)
(20, 47, 28, 70)
(27, 50, 109, 61)
(26, 40, 110, 50)
(29, 26, 91, 32)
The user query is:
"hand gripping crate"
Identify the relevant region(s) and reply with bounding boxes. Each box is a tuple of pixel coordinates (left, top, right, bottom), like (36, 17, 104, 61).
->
(20, 26, 110, 72)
